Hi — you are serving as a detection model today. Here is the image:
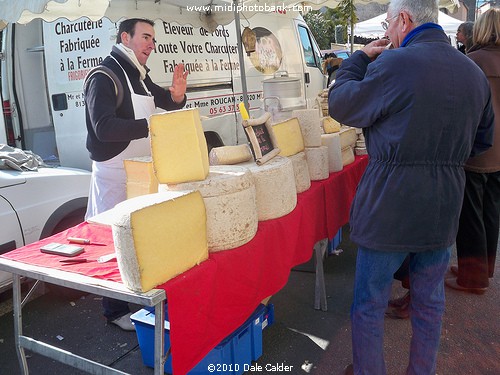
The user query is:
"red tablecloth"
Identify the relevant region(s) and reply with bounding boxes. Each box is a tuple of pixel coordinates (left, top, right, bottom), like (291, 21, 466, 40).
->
(2, 155, 368, 375)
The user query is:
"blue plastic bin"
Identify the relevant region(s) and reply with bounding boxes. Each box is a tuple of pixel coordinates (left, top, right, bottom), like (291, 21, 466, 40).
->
(131, 303, 274, 374)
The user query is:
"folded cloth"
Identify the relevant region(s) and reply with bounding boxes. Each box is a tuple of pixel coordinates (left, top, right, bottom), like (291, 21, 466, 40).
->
(0, 144, 50, 171)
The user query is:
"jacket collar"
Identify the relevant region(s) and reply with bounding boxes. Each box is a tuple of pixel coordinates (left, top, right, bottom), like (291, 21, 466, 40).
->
(401, 23, 448, 48)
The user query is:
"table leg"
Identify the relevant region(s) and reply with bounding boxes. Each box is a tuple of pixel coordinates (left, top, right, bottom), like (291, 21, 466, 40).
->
(314, 239, 328, 311)
(154, 301, 165, 375)
(12, 275, 29, 375)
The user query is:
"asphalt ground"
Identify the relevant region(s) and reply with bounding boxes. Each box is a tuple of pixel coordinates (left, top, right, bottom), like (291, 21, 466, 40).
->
(0, 225, 498, 375)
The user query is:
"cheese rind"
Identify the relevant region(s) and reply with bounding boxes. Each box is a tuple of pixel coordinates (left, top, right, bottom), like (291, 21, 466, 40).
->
(209, 144, 253, 165)
(124, 156, 158, 199)
(149, 108, 209, 184)
(342, 146, 355, 166)
(161, 166, 258, 252)
(272, 118, 305, 157)
(90, 191, 208, 293)
(292, 109, 322, 147)
(238, 156, 297, 221)
(339, 127, 357, 149)
(305, 146, 329, 181)
(288, 151, 311, 193)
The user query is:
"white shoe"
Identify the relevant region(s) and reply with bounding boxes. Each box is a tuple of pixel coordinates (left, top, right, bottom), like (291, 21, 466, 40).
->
(110, 312, 135, 331)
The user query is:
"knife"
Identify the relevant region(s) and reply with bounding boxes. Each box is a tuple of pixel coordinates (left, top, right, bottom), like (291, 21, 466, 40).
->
(67, 237, 107, 246)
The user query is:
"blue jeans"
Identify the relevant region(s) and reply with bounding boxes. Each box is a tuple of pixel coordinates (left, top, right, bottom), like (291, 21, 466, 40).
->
(351, 246, 451, 375)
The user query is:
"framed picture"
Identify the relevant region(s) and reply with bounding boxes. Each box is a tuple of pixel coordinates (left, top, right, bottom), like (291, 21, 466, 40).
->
(243, 112, 280, 165)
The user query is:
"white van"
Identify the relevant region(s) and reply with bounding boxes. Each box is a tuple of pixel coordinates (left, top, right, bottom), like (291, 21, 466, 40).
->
(1, 10, 326, 171)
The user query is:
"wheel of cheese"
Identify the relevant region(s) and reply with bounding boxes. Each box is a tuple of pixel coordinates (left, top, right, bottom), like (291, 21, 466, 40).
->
(88, 191, 208, 293)
(238, 155, 297, 221)
(292, 109, 322, 147)
(288, 151, 311, 193)
(209, 144, 253, 165)
(305, 146, 329, 181)
(342, 146, 355, 166)
(321, 133, 343, 173)
(160, 165, 258, 252)
(339, 127, 358, 149)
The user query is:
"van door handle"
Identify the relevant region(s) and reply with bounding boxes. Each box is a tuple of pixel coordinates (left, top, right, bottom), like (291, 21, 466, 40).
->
(304, 72, 310, 84)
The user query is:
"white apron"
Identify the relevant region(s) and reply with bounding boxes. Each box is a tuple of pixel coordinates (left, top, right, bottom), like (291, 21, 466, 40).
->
(85, 59, 156, 219)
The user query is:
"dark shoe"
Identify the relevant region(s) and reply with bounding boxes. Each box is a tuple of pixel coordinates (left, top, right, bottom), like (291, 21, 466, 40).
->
(388, 290, 410, 308)
(450, 265, 458, 276)
(445, 278, 487, 295)
(343, 364, 354, 375)
(385, 304, 410, 319)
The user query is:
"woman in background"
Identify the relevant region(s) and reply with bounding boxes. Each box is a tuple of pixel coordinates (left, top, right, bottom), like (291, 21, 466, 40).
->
(456, 21, 474, 53)
(448, 8, 500, 294)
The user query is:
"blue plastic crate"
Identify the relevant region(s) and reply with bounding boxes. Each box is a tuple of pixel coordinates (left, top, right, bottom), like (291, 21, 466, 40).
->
(131, 303, 273, 374)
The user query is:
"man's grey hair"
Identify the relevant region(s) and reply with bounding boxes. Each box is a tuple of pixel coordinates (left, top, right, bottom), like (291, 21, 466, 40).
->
(388, 0, 439, 26)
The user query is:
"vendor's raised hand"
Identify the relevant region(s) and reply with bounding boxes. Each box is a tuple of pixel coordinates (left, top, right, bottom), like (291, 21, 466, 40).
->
(361, 39, 391, 61)
(169, 63, 189, 103)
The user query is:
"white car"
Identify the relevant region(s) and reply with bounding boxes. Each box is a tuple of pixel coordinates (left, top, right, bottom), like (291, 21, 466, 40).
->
(0, 166, 91, 291)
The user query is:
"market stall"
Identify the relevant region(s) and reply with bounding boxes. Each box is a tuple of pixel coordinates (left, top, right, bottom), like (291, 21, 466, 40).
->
(0, 155, 368, 374)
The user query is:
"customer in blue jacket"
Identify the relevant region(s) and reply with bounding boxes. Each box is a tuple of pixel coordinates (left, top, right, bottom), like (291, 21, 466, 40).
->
(84, 18, 188, 331)
(328, 1, 494, 374)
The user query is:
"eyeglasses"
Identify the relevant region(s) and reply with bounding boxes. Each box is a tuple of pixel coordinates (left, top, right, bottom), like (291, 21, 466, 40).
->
(381, 14, 399, 31)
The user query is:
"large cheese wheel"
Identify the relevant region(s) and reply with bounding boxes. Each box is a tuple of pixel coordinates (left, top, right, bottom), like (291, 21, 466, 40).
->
(339, 127, 358, 149)
(305, 146, 329, 181)
(150, 108, 209, 184)
(124, 156, 158, 199)
(88, 191, 208, 293)
(321, 133, 343, 173)
(342, 146, 355, 166)
(272, 118, 305, 157)
(288, 151, 311, 193)
(160, 166, 258, 252)
(209, 144, 253, 165)
(238, 156, 297, 221)
(292, 109, 322, 147)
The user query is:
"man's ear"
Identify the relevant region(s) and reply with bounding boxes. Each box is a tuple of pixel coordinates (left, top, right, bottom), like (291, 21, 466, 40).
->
(120, 31, 130, 46)
(401, 12, 413, 33)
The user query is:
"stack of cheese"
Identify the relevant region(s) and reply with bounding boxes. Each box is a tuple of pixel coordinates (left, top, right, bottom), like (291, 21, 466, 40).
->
(160, 165, 258, 252)
(339, 126, 357, 166)
(355, 131, 367, 156)
(88, 191, 208, 293)
(272, 117, 311, 193)
(320, 116, 343, 173)
(292, 109, 329, 181)
(124, 156, 157, 199)
(237, 155, 297, 221)
(317, 89, 330, 117)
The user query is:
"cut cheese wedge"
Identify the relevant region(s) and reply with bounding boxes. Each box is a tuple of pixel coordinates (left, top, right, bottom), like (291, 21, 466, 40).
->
(305, 146, 329, 181)
(149, 108, 209, 184)
(339, 127, 358, 149)
(124, 156, 158, 199)
(342, 146, 355, 166)
(288, 151, 311, 193)
(88, 191, 208, 293)
(321, 133, 343, 173)
(272, 118, 305, 157)
(238, 155, 297, 221)
(292, 109, 322, 147)
(161, 166, 258, 252)
(322, 117, 341, 134)
(209, 144, 253, 165)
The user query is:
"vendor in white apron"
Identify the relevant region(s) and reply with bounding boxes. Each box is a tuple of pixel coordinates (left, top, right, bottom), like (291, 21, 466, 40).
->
(83, 18, 188, 331)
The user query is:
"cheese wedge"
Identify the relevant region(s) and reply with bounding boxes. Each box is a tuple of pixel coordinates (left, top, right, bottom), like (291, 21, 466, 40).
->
(209, 144, 253, 165)
(161, 166, 258, 252)
(288, 151, 311, 193)
(272, 118, 305, 157)
(292, 109, 322, 147)
(238, 155, 297, 221)
(322, 117, 341, 134)
(149, 108, 209, 184)
(89, 191, 208, 293)
(321, 133, 343, 173)
(124, 156, 158, 199)
(305, 146, 329, 181)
